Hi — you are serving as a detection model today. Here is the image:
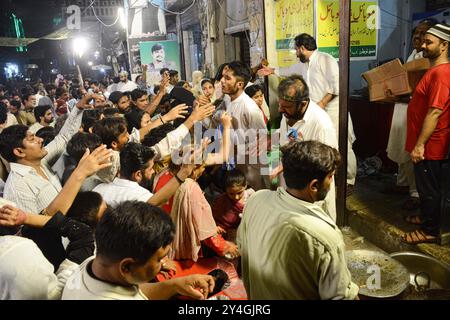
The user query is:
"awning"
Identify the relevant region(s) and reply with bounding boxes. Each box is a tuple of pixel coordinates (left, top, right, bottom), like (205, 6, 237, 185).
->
(0, 26, 75, 47)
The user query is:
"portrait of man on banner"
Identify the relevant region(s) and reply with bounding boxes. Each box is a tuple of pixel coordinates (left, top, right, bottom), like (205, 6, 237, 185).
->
(140, 40, 181, 86)
(147, 43, 178, 72)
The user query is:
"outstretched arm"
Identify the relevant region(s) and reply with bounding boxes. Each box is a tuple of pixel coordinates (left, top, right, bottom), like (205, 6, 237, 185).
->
(204, 112, 232, 166)
(139, 274, 215, 300)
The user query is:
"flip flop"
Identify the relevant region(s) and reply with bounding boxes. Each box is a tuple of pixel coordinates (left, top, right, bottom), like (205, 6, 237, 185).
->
(402, 229, 440, 245)
(404, 215, 423, 225)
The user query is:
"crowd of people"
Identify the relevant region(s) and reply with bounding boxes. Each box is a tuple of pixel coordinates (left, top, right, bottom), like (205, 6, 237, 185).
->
(0, 24, 448, 300)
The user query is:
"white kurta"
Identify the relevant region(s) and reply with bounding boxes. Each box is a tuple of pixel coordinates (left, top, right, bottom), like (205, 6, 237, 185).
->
(278, 101, 338, 221)
(213, 92, 268, 190)
(283, 50, 357, 185)
(386, 49, 423, 164)
(0, 236, 78, 300)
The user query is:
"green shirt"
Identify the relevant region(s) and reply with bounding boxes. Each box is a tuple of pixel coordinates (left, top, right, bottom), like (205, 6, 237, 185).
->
(237, 187, 359, 300)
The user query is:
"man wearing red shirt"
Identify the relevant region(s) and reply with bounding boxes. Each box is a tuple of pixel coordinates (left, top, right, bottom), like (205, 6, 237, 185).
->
(404, 24, 450, 244)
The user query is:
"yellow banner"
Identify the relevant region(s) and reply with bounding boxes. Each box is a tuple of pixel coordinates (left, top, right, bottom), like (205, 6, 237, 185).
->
(316, 0, 378, 59)
(275, 0, 314, 67)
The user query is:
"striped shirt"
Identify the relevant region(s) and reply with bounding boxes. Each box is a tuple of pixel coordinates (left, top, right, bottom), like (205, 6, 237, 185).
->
(3, 107, 84, 214)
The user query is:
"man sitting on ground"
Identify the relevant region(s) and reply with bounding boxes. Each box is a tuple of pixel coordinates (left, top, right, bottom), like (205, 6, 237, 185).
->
(62, 201, 215, 300)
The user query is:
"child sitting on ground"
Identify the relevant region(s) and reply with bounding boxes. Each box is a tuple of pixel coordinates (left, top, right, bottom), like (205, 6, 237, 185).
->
(212, 169, 255, 242)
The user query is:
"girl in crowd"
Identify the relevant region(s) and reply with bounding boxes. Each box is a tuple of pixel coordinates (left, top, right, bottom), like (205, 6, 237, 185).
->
(201, 79, 216, 104)
(169, 163, 239, 262)
(245, 84, 269, 125)
(214, 63, 228, 100)
(191, 70, 204, 97)
(212, 169, 254, 242)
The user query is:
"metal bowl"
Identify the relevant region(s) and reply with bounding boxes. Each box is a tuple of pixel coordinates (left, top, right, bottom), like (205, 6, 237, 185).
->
(390, 252, 450, 290)
(346, 249, 410, 298)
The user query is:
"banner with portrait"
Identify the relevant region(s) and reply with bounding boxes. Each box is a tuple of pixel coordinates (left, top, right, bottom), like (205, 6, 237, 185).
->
(126, 3, 166, 80)
(140, 40, 181, 86)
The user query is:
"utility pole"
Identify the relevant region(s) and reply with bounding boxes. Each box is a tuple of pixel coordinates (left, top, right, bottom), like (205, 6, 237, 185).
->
(336, 0, 351, 227)
(176, 14, 186, 80)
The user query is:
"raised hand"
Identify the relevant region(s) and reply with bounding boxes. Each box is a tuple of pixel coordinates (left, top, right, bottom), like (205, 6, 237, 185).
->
(220, 111, 232, 128)
(189, 103, 215, 122)
(162, 104, 189, 122)
(197, 95, 211, 107)
(75, 145, 113, 179)
(257, 65, 275, 77)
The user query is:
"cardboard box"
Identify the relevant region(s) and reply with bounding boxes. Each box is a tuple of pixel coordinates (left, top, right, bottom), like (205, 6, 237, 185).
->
(362, 58, 430, 102)
(403, 58, 430, 91)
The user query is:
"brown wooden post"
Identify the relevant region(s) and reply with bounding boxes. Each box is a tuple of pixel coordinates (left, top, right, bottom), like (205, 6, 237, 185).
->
(337, 0, 351, 227)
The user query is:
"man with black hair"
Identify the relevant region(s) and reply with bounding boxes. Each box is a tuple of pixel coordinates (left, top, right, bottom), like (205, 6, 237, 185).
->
(294, 33, 357, 191)
(237, 140, 358, 300)
(35, 127, 56, 147)
(80, 108, 104, 133)
(402, 23, 450, 245)
(274, 75, 337, 220)
(109, 91, 131, 114)
(61, 132, 107, 190)
(213, 61, 266, 129)
(210, 61, 267, 190)
(62, 201, 214, 300)
(29, 105, 54, 134)
(93, 142, 194, 208)
(18, 93, 37, 126)
(386, 19, 437, 210)
(89, 80, 100, 94)
(166, 70, 179, 94)
(92, 117, 130, 152)
(0, 94, 93, 214)
(54, 87, 69, 117)
(7, 100, 21, 124)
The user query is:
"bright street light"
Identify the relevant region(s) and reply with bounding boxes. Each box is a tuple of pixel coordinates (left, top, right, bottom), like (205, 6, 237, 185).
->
(88, 61, 93, 66)
(73, 37, 89, 58)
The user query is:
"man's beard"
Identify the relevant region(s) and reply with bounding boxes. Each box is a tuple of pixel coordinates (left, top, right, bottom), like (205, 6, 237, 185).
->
(298, 53, 308, 63)
(316, 183, 329, 202)
(283, 104, 303, 122)
(422, 48, 441, 60)
(283, 111, 302, 121)
(45, 118, 53, 124)
(140, 176, 153, 191)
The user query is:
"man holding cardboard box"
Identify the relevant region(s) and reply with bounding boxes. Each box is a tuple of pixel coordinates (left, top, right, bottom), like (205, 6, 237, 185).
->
(402, 23, 450, 245)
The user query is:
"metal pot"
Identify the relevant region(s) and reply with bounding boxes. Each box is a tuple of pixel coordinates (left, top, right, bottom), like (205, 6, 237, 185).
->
(390, 252, 450, 300)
